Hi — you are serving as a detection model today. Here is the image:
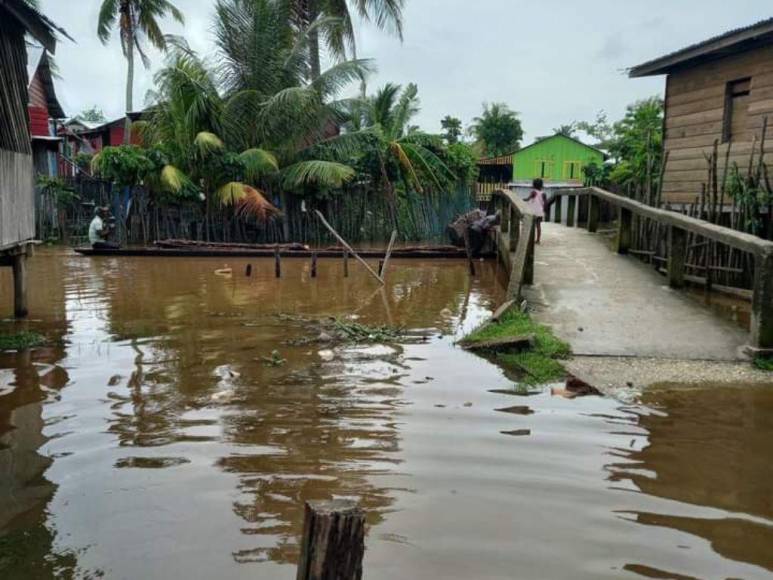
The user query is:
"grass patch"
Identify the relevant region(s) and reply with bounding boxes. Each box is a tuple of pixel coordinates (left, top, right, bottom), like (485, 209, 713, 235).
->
(753, 356, 773, 371)
(464, 309, 570, 385)
(0, 331, 45, 351)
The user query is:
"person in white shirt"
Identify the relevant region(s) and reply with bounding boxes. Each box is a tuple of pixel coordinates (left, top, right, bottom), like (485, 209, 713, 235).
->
(524, 178, 548, 244)
(88, 207, 119, 249)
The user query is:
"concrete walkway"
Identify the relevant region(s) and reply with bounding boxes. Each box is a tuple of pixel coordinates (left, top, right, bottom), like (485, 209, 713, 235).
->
(525, 223, 750, 361)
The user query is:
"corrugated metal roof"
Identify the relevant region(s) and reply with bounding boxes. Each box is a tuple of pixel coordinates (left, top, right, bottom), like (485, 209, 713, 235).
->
(629, 17, 773, 77)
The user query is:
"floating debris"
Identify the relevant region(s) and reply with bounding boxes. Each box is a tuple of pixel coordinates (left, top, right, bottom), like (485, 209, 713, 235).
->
(261, 350, 287, 367)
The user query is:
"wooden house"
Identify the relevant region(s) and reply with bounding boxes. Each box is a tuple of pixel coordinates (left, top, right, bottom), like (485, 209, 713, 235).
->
(630, 17, 773, 204)
(0, 0, 67, 316)
(511, 134, 604, 185)
(27, 45, 65, 176)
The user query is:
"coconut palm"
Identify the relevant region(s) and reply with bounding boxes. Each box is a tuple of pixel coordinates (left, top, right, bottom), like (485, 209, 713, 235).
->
(346, 82, 454, 194)
(290, 0, 405, 79)
(214, 0, 373, 237)
(97, 0, 184, 143)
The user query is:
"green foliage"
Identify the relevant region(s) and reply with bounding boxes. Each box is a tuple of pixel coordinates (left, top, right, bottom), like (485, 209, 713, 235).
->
(606, 97, 664, 188)
(725, 163, 772, 235)
(92, 145, 154, 188)
(440, 115, 463, 144)
(583, 161, 611, 187)
(76, 106, 106, 124)
(0, 332, 45, 351)
(331, 319, 405, 343)
(575, 110, 614, 149)
(73, 152, 94, 171)
(464, 308, 570, 385)
(443, 142, 479, 186)
(97, 0, 184, 56)
(754, 356, 773, 371)
(553, 123, 576, 137)
(37, 176, 78, 206)
(471, 103, 523, 157)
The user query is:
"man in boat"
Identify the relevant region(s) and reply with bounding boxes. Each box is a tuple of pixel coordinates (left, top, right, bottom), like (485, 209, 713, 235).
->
(89, 207, 119, 250)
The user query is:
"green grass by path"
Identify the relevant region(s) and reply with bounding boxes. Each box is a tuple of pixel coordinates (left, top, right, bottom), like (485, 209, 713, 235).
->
(463, 308, 571, 384)
(0, 332, 45, 351)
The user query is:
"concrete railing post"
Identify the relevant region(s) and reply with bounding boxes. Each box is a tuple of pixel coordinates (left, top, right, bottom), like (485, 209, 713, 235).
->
(553, 195, 563, 225)
(577, 195, 589, 227)
(566, 195, 576, 227)
(297, 500, 365, 580)
(509, 207, 520, 252)
(524, 218, 536, 286)
(751, 251, 773, 349)
(587, 195, 600, 233)
(667, 226, 687, 288)
(500, 196, 510, 234)
(616, 207, 633, 254)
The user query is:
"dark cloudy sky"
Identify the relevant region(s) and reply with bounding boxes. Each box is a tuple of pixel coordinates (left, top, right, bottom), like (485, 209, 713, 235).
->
(41, 0, 771, 143)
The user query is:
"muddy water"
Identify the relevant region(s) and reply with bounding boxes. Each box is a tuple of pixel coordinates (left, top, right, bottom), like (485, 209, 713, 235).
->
(0, 248, 772, 579)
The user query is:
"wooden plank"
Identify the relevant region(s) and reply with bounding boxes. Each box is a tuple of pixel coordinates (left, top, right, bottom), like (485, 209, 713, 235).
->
(0, 150, 35, 248)
(665, 107, 725, 130)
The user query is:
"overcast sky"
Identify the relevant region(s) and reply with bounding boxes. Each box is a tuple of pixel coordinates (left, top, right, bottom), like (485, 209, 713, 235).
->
(40, 0, 771, 143)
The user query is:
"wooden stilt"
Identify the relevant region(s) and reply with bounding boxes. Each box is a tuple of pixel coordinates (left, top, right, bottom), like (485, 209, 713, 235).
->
(343, 251, 349, 277)
(12, 251, 28, 318)
(245, 264, 252, 277)
(380, 230, 398, 281)
(566, 195, 576, 227)
(275, 247, 281, 278)
(311, 252, 317, 278)
(587, 195, 600, 233)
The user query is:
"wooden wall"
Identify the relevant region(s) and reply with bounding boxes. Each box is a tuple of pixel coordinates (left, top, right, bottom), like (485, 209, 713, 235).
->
(0, 148, 35, 249)
(663, 44, 773, 204)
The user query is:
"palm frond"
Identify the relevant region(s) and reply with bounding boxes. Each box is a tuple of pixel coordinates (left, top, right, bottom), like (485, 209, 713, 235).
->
(160, 164, 189, 193)
(239, 148, 279, 181)
(235, 185, 280, 222)
(194, 131, 224, 156)
(97, 0, 119, 43)
(281, 160, 355, 189)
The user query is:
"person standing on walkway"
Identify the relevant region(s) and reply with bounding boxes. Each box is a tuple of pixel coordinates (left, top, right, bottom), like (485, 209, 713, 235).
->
(525, 178, 547, 244)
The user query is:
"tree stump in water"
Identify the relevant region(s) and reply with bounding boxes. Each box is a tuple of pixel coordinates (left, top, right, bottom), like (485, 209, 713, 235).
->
(296, 499, 365, 580)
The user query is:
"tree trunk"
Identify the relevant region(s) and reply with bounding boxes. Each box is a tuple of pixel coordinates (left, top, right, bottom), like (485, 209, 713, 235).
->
(280, 191, 290, 241)
(307, 3, 321, 80)
(124, 34, 135, 145)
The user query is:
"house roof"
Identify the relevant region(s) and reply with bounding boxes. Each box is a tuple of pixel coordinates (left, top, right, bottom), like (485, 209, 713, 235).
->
(0, 0, 72, 53)
(512, 134, 605, 158)
(27, 45, 65, 119)
(629, 17, 773, 77)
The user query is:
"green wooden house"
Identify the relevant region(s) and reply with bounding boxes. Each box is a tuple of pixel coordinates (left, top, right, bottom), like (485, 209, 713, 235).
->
(512, 134, 604, 184)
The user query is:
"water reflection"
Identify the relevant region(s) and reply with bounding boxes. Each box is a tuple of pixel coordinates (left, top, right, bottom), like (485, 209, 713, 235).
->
(609, 386, 773, 577)
(2, 249, 772, 579)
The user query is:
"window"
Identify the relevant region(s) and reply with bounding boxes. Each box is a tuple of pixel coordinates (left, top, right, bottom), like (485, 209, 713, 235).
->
(723, 77, 751, 143)
(534, 160, 553, 179)
(563, 161, 583, 181)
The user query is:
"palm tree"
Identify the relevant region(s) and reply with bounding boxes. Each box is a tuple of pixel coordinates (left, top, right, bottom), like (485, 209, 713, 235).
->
(347, 82, 454, 195)
(290, 0, 405, 79)
(97, 0, 184, 143)
(214, 0, 373, 238)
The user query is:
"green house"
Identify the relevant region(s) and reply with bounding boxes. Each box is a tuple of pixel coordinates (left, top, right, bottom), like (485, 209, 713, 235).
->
(512, 134, 604, 184)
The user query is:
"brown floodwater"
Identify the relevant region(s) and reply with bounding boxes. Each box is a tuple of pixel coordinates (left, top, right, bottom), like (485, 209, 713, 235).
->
(0, 248, 772, 579)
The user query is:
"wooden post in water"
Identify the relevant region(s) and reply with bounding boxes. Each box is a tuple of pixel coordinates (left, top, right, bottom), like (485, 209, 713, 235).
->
(12, 251, 28, 318)
(343, 251, 349, 278)
(296, 499, 365, 580)
(667, 226, 687, 288)
(311, 252, 317, 278)
(245, 264, 252, 277)
(378, 260, 384, 277)
(751, 250, 773, 349)
(616, 207, 632, 254)
(380, 230, 398, 281)
(275, 247, 281, 278)
(566, 196, 576, 227)
(587, 195, 600, 233)
(314, 210, 384, 285)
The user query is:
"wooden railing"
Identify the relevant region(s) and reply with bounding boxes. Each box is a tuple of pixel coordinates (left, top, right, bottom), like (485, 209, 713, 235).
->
(546, 186, 773, 350)
(491, 189, 538, 301)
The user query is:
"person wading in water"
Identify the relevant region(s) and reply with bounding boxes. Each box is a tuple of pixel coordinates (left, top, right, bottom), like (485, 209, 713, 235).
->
(524, 178, 548, 244)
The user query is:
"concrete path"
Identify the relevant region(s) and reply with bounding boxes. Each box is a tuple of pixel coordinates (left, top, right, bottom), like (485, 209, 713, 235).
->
(525, 223, 750, 361)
